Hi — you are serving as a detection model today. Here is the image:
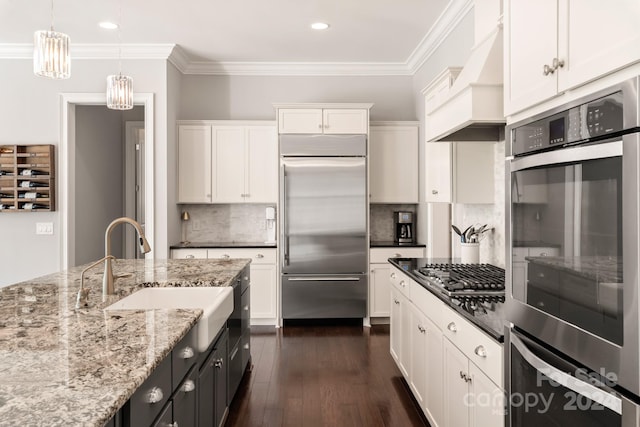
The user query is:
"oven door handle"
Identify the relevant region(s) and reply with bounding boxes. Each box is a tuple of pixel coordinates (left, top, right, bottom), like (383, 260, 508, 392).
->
(511, 332, 622, 414)
(510, 140, 622, 172)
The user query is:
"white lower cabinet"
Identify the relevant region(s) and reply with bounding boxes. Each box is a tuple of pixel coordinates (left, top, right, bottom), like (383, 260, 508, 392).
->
(171, 248, 278, 324)
(389, 265, 504, 427)
(370, 247, 425, 319)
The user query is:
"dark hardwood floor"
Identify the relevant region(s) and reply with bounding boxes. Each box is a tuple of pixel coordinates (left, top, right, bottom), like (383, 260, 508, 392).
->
(225, 323, 428, 427)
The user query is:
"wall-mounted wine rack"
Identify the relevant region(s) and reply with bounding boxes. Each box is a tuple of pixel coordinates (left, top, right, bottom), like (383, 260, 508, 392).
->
(0, 145, 55, 212)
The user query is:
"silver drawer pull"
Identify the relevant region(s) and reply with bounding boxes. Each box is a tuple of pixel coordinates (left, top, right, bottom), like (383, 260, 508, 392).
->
(394, 253, 402, 257)
(179, 346, 194, 359)
(144, 387, 164, 404)
(186, 255, 195, 259)
(540, 252, 547, 256)
(400, 280, 406, 287)
(459, 370, 465, 379)
(390, 272, 396, 279)
(167, 423, 178, 427)
(222, 254, 230, 259)
(447, 322, 457, 332)
(214, 358, 223, 369)
(394, 299, 400, 305)
(474, 345, 487, 358)
(256, 253, 264, 258)
(244, 305, 249, 311)
(244, 343, 250, 350)
(181, 380, 195, 393)
(417, 325, 425, 333)
(432, 189, 438, 195)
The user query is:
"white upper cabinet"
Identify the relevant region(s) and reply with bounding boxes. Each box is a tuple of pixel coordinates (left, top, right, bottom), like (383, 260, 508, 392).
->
(177, 122, 277, 204)
(424, 142, 453, 203)
(505, 0, 640, 115)
(277, 105, 370, 134)
(178, 125, 212, 203)
(369, 123, 419, 204)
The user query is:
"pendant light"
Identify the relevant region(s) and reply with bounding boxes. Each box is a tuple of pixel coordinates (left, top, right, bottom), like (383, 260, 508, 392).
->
(106, 0, 133, 110)
(33, 0, 70, 79)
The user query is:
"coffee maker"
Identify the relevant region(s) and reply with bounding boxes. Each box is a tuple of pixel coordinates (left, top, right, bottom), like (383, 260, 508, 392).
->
(394, 211, 415, 244)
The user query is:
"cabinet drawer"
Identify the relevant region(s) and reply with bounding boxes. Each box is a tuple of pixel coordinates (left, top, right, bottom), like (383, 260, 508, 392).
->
(441, 306, 503, 387)
(171, 249, 208, 259)
(389, 267, 410, 298)
(409, 280, 443, 328)
(370, 247, 424, 263)
(207, 248, 275, 264)
(172, 326, 199, 389)
(125, 354, 172, 427)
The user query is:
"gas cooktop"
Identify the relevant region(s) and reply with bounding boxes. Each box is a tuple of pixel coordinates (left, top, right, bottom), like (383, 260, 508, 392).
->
(414, 263, 505, 297)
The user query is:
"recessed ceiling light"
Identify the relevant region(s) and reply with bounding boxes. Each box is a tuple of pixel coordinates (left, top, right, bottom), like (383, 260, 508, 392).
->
(99, 22, 119, 30)
(311, 22, 330, 30)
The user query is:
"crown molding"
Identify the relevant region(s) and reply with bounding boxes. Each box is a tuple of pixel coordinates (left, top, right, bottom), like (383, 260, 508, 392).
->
(0, 2, 472, 76)
(406, 0, 474, 74)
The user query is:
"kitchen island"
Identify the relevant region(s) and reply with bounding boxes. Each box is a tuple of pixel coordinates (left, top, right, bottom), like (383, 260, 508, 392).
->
(0, 258, 249, 427)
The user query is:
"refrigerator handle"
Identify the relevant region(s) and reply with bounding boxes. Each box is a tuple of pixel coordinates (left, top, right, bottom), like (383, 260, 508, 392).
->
(282, 167, 289, 266)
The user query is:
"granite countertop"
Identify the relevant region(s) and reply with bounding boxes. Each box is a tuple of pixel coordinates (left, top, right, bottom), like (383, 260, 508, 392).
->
(0, 258, 250, 427)
(171, 241, 277, 249)
(388, 257, 506, 342)
(526, 255, 622, 283)
(370, 241, 426, 248)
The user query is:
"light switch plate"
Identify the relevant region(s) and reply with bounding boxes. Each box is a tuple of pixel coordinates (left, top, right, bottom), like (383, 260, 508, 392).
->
(36, 222, 54, 235)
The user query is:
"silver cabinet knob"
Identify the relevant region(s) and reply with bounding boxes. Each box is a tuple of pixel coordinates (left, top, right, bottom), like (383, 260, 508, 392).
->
(552, 57, 565, 70)
(390, 272, 396, 279)
(394, 253, 401, 258)
(399, 280, 406, 288)
(244, 343, 250, 350)
(474, 345, 487, 358)
(447, 322, 457, 332)
(244, 305, 249, 311)
(417, 325, 425, 334)
(186, 255, 195, 259)
(432, 189, 438, 195)
(256, 253, 264, 258)
(318, 124, 323, 129)
(540, 252, 547, 257)
(543, 64, 553, 75)
(181, 380, 195, 393)
(394, 299, 400, 305)
(179, 346, 195, 359)
(222, 254, 230, 259)
(214, 358, 223, 369)
(144, 387, 164, 404)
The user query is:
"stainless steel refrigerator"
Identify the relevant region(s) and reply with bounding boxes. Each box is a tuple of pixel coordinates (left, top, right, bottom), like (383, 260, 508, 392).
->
(280, 134, 367, 319)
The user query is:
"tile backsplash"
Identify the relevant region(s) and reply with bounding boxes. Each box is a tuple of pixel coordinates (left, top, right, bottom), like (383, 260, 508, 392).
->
(181, 204, 276, 243)
(452, 140, 506, 268)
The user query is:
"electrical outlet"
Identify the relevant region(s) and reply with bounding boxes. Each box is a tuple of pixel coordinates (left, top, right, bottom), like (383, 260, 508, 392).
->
(36, 222, 54, 235)
(192, 220, 202, 231)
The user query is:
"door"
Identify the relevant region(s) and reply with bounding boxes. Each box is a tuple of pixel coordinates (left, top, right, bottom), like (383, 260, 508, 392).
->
(213, 126, 245, 203)
(390, 286, 402, 365)
(281, 157, 367, 275)
(369, 264, 391, 317)
(246, 126, 278, 203)
(249, 264, 277, 319)
(443, 339, 470, 427)
(322, 109, 368, 134)
(424, 142, 452, 203)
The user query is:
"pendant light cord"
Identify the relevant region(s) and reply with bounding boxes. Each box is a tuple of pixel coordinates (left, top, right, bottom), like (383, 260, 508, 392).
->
(118, 0, 123, 75)
(50, 0, 54, 31)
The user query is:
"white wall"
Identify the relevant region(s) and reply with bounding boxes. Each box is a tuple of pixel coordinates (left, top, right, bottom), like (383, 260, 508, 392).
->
(179, 75, 417, 121)
(166, 62, 182, 247)
(74, 106, 124, 265)
(0, 58, 168, 287)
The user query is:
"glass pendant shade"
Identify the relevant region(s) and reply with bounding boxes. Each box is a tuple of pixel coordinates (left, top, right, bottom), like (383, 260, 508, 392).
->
(106, 74, 134, 110)
(33, 30, 70, 79)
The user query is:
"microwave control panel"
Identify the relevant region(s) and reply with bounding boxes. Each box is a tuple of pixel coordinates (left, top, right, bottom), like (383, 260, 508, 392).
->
(512, 91, 624, 156)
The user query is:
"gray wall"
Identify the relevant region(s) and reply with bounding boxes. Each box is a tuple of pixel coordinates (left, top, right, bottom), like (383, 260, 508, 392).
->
(167, 62, 183, 248)
(0, 57, 169, 287)
(179, 75, 417, 121)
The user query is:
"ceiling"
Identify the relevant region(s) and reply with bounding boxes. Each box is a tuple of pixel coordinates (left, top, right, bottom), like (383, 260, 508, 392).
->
(1, 0, 469, 74)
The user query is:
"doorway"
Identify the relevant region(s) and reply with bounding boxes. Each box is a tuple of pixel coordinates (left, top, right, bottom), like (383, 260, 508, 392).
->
(60, 93, 155, 269)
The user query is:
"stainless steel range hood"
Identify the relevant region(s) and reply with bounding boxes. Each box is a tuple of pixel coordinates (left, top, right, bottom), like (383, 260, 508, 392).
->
(425, 3, 505, 142)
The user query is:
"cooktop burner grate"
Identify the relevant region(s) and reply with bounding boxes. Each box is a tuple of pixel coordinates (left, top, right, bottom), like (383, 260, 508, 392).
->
(414, 263, 505, 297)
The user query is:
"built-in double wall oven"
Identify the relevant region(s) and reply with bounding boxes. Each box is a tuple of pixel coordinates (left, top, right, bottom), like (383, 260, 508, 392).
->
(506, 76, 640, 426)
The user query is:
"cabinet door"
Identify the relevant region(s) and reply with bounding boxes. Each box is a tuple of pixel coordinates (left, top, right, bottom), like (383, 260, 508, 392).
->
(213, 126, 245, 203)
(173, 368, 197, 427)
(443, 339, 470, 427)
(178, 125, 212, 203)
(504, 0, 559, 115)
(322, 109, 368, 134)
(213, 334, 228, 427)
(246, 126, 278, 203)
(399, 291, 412, 380)
(424, 317, 444, 427)
(558, 0, 640, 92)
(250, 263, 277, 320)
(198, 354, 215, 427)
(369, 263, 391, 317)
(424, 142, 452, 203)
(151, 401, 173, 427)
(409, 306, 427, 409)
(390, 286, 402, 366)
(468, 363, 505, 427)
(278, 109, 323, 134)
(369, 126, 419, 203)
(454, 142, 494, 204)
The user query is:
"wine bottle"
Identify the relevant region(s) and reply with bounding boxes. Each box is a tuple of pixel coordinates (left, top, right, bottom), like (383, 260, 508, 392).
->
(22, 203, 48, 210)
(20, 169, 45, 176)
(0, 204, 15, 210)
(19, 181, 46, 188)
(19, 192, 40, 199)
